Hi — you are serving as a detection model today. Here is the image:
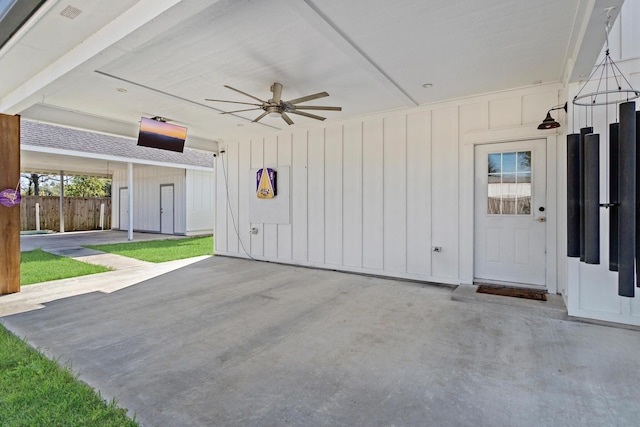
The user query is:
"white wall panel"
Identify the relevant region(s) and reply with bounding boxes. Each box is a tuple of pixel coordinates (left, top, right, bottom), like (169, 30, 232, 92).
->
(325, 125, 343, 265)
(383, 115, 407, 273)
(307, 128, 325, 263)
(185, 169, 214, 234)
(292, 130, 308, 261)
(215, 155, 227, 252)
(431, 107, 458, 278)
(342, 122, 363, 268)
(278, 134, 292, 259)
(362, 118, 384, 270)
(459, 102, 488, 134)
(263, 135, 278, 258)
(489, 97, 520, 128)
(406, 111, 431, 275)
(237, 140, 251, 253)
(250, 138, 264, 256)
(226, 143, 239, 253)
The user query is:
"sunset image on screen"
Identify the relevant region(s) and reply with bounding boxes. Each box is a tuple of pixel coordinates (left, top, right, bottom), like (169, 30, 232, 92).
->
(137, 117, 187, 152)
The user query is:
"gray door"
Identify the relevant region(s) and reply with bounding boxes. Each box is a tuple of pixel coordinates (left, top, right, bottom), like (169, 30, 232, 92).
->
(160, 184, 174, 234)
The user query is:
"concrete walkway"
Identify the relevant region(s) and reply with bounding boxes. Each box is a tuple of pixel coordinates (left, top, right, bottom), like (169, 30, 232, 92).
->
(2, 230, 209, 316)
(1, 255, 639, 427)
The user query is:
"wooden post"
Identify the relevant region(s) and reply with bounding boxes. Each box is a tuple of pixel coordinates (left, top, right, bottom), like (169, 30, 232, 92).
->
(0, 114, 20, 295)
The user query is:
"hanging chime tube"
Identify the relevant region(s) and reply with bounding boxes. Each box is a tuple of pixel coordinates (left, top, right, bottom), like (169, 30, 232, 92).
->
(609, 123, 619, 271)
(584, 133, 600, 264)
(567, 133, 581, 257)
(618, 101, 636, 297)
(579, 127, 593, 262)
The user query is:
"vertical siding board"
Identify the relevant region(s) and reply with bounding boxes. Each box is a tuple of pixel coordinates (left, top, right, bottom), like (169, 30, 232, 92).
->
(325, 125, 343, 265)
(431, 107, 459, 278)
(292, 130, 309, 261)
(383, 115, 407, 272)
(227, 143, 240, 252)
(308, 128, 325, 263)
(362, 118, 384, 270)
(250, 139, 264, 256)
(343, 122, 363, 267)
(278, 134, 293, 259)
(407, 111, 431, 275)
(238, 140, 252, 255)
(263, 135, 278, 258)
(216, 157, 228, 252)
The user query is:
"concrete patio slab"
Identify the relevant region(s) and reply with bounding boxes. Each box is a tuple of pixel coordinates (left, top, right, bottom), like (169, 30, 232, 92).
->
(2, 256, 639, 427)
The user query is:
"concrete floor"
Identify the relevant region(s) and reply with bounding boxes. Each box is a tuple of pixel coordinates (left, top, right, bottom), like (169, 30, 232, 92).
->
(2, 255, 640, 426)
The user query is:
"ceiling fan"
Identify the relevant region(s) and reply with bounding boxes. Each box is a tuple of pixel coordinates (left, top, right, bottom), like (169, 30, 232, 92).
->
(205, 82, 342, 125)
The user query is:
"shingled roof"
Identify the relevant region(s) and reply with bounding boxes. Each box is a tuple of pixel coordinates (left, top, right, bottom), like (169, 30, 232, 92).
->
(21, 120, 214, 169)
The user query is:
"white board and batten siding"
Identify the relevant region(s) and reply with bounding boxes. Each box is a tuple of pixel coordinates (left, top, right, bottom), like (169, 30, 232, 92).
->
(215, 84, 561, 287)
(113, 165, 214, 235)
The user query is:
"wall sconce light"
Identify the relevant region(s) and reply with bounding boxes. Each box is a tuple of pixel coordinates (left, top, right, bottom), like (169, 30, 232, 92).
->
(537, 102, 567, 130)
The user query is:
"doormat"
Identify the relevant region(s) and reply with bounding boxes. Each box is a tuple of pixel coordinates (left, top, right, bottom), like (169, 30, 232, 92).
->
(476, 285, 547, 301)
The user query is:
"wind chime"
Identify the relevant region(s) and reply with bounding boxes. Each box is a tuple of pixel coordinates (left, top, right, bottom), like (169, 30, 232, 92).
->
(566, 14, 640, 297)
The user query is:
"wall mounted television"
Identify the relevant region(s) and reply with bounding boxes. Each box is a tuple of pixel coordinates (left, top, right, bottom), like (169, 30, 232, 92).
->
(136, 117, 187, 153)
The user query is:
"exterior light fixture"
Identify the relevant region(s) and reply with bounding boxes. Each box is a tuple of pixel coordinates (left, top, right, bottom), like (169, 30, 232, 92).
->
(537, 102, 567, 130)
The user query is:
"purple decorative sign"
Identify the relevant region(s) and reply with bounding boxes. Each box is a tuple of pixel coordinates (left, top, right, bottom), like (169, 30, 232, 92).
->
(0, 189, 21, 207)
(256, 168, 277, 199)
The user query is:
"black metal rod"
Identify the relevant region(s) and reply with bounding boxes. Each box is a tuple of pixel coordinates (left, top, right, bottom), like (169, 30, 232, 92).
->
(609, 123, 619, 271)
(637, 111, 640, 287)
(584, 133, 600, 264)
(567, 133, 581, 257)
(579, 127, 593, 262)
(619, 102, 635, 297)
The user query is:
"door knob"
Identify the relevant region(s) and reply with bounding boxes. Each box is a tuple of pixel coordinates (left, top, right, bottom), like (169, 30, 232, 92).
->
(534, 216, 546, 222)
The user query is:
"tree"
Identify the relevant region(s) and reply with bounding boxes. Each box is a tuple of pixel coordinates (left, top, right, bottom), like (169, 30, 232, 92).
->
(65, 177, 111, 197)
(21, 173, 57, 195)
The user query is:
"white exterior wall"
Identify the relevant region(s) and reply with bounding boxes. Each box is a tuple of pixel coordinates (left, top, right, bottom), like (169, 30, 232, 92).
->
(186, 169, 215, 235)
(564, 1, 640, 326)
(215, 84, 561, 287)
(112, 165, 187, 234)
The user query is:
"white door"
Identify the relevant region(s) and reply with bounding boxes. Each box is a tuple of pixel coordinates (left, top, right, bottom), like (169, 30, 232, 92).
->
(474, 140, 546, 287)
(119, 188, 129, 231)
(160, 184, 174, 235)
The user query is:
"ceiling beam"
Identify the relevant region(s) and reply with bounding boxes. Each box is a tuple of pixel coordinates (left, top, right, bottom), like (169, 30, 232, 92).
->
(0, 0, 193, 115)
(284, 0, 418, 107)
(567, 0, 625, 83)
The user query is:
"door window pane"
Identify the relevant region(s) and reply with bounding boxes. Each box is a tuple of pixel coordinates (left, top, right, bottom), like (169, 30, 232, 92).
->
(487, 151, 532, 215)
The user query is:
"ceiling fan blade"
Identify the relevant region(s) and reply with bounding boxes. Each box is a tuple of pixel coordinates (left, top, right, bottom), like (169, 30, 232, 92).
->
(205, 99, 262, 107)
(288, 110, 326, 121)
(252, 111, 269, 123)
(220, 107, 262, 115)
(293, 105, 342, 111)
(287, 91, 329, 104)
(271, 82, 283, 103)
(224, 85, 266, 103)
(281, 112, 294, 125)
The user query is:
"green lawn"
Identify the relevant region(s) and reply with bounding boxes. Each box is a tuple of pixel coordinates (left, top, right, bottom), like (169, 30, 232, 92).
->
(20, 250, 111, 286)
(0, 324, 137, 426)
(85, 236, 213, 263)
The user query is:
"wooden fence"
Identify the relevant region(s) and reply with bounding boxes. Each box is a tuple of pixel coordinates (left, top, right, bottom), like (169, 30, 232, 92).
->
(20, 196, 111, 232)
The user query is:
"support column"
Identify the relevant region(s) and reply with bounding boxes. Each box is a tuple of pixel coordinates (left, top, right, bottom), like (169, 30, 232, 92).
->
(0, 114, 20, 295)
(59, 170, 65, 232)
(128, 162, 133, 241)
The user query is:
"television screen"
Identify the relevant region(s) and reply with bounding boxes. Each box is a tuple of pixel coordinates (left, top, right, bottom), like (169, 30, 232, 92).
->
(136, 117, 187, 153)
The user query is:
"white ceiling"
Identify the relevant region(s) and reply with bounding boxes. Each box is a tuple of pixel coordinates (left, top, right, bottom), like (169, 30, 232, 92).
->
(0, 0, 624, 153)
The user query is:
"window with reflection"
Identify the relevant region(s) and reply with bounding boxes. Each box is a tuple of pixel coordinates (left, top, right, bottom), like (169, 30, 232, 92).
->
(487, 151, 531, 215)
